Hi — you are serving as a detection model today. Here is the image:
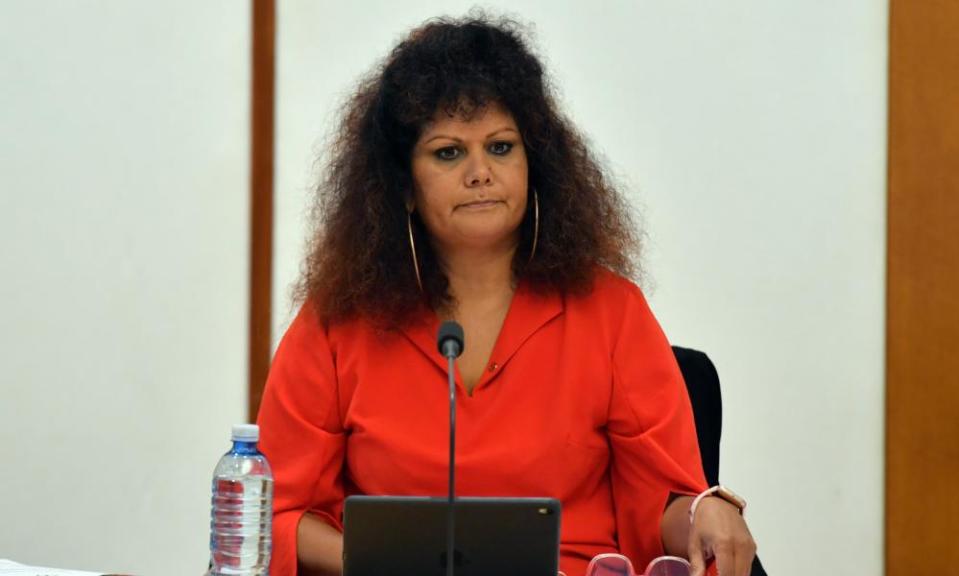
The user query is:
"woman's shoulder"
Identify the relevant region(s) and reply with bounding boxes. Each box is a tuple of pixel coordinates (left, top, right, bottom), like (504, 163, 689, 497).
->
(576, 266, 647, 306)
(286, 298, 430, 350)
(281, 299, 375, 345)
(551, 268, 660, 351)
(555, 267, 652, 330)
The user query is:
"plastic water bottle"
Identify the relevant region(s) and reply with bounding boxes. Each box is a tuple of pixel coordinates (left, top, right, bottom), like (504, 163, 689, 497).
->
(210, 424, 274, 576)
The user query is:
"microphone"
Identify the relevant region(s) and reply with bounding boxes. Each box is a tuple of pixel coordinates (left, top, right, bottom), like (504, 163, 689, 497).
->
(437, 321, 464, 359)
(437, 321, 464, 576)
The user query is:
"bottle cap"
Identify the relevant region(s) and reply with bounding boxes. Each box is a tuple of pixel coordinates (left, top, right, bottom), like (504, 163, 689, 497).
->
(231, 424, 260, 442)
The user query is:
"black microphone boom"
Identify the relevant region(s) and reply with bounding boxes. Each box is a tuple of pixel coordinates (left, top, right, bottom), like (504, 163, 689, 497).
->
(436, 320, 464, 576)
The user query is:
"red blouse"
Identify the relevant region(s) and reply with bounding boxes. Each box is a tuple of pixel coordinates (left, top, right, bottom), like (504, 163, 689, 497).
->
(257, 269, 707, 576)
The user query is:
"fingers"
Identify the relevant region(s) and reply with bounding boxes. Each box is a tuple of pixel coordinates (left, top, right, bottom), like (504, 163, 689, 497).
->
(712, 538, 737, 576)
(688, 498, 756, 576)
(709, 533, 758, 576)
(687, 531, 706, 576)
(733, 532, 757, 576)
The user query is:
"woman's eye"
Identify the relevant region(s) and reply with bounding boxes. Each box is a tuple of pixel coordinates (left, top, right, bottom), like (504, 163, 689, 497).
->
(435, 147, 461, 161)
(489, 141, 513, 155)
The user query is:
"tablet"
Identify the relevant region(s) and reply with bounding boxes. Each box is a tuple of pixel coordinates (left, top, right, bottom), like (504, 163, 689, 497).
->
(343, 495, 562, 576)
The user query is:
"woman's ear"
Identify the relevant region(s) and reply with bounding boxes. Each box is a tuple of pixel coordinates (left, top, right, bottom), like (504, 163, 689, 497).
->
(404, 194, 415, 214)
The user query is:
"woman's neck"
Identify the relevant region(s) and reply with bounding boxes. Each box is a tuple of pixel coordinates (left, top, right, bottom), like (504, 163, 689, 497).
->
(437, 241, 517, 313)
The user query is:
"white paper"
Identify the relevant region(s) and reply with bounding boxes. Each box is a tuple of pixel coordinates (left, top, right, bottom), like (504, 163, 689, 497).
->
(0, 560, 104, 576)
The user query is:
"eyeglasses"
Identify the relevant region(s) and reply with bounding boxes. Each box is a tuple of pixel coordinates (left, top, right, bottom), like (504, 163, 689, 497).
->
(585, 553, 691, 576)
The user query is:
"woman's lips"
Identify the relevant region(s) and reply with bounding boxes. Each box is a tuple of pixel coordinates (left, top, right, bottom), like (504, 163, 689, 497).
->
(457, 200, 501, 210)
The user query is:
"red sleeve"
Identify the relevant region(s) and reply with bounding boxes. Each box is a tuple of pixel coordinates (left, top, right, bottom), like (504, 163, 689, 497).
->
(606, 283, 707, 567)
(257, 304, 346, 576)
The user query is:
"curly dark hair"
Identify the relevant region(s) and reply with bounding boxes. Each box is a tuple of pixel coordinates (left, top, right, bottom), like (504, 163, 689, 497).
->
(300, 13, 639, 328)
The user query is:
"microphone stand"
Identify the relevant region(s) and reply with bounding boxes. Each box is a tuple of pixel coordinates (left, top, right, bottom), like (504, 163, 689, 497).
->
(437, 321, 463, 576)
(446, 353, 456, 576)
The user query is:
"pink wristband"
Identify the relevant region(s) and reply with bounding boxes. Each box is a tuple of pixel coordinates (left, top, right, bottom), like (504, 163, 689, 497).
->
(688, 485, 746, 525)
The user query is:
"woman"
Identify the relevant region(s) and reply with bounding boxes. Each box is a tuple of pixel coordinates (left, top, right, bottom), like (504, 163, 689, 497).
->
(258, 14, 756, 576)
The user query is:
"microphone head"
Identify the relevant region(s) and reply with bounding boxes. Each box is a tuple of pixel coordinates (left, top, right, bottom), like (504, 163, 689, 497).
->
(437, 321, 465, 358)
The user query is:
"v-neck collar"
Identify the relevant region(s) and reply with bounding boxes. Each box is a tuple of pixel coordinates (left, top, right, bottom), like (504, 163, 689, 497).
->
(399, 281, 565, 392)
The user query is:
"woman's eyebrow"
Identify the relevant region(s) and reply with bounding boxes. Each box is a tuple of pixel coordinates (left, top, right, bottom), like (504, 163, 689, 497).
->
(485, 127, 518, 138)
(422, 134, 460, 144)
(422, 126, 518, 145)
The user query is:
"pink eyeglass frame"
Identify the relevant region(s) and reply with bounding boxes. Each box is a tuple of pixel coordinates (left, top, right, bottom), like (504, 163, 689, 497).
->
(583, 552, 692, 576)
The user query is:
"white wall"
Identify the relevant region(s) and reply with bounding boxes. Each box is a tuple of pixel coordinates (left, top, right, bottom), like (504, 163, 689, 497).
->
(273, 2, 887, 575)
(0, 2, 249, 574)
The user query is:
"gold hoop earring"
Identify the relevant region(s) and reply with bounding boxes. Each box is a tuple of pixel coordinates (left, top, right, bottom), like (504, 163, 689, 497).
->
(407, 210, 423, 292)
(528, 188, 540, 264)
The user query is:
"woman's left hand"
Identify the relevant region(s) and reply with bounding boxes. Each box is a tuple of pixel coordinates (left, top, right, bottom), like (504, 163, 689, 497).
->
(686, 497, 756, 576)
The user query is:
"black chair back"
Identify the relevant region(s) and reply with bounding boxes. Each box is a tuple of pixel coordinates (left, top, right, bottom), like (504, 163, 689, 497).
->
(672, 346, 768, 576)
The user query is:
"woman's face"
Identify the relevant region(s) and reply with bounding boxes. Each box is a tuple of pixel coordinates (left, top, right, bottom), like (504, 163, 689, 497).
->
(410, 103, 528, 256)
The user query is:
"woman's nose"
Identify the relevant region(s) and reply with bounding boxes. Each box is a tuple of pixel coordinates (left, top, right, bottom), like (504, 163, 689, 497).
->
(464, 155, 493, 187)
